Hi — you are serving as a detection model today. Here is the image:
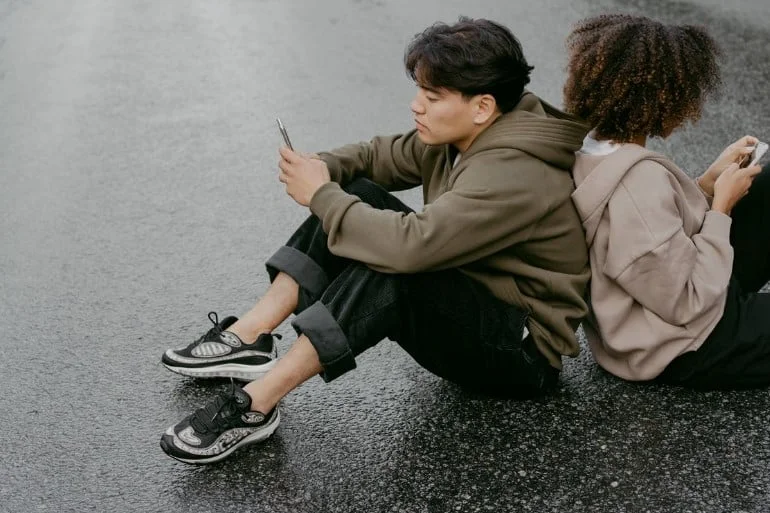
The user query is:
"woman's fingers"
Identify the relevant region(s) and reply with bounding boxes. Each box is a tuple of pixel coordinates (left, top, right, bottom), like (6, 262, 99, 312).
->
(734, 134, 758, 148)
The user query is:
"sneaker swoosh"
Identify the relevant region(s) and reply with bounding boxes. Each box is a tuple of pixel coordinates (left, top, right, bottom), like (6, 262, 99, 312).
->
(191, 342, 233, 358)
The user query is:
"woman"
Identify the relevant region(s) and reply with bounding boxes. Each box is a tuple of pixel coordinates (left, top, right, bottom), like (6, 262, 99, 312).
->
(565, 14, 769, 389)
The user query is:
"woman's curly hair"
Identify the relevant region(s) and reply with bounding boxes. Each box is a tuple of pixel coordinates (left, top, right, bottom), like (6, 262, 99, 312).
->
(563, 14, 722, 142)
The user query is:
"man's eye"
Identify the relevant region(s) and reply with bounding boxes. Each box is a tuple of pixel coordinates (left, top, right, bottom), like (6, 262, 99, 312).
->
(426, 96, 439, 103)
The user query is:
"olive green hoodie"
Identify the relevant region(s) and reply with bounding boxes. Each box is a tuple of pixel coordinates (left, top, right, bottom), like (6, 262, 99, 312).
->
(312, 93, 590, 367)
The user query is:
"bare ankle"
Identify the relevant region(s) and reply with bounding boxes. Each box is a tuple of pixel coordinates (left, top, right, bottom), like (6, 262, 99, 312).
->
(243, 383, 277, 413)
(227, 326, 271, 345)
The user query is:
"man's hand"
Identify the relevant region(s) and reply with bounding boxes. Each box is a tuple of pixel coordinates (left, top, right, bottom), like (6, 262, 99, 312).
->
(278, 147, 331, 206)
(697, 135, 758, 196)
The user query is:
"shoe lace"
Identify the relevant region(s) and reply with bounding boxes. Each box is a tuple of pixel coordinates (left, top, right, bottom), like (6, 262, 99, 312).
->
(187, 311, 223, 349)
(189, 380, 241, 434)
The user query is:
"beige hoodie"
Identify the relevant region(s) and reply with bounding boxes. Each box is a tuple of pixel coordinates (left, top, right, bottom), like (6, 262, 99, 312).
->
(571, 143, 733, 380)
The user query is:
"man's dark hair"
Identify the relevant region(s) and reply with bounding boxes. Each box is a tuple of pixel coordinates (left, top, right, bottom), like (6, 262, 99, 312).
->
(405, 17, 534, 113)
(563, 14, 722, 142)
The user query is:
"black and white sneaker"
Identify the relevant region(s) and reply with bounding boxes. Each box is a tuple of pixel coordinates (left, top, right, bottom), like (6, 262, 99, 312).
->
(160, 385, 280, 465)
(162, 312, 280, 380)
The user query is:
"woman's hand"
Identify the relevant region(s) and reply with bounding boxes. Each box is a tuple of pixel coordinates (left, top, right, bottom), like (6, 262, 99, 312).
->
(697, 135, 758, 196)
(278, 147, 331, 207)
(712, 162, 763, 215)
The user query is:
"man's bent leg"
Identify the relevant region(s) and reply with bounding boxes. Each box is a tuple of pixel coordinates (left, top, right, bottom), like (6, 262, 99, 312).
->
(162, 179, 412, 379)
(160, 263, 555, 464)
(229, 178, 408, 341)
(227, 272, 300, 343)
(243, 335, 322, 413)
(264, 178, 415, 314)
(291, 263, 558, 397)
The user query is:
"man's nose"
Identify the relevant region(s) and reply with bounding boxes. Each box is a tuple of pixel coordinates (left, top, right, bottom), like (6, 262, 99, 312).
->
(410, 97, 424, 115)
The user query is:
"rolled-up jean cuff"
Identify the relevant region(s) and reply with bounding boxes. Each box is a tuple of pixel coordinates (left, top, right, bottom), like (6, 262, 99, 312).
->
(291, 301, 357, 382)
(265, 246, 329, 309)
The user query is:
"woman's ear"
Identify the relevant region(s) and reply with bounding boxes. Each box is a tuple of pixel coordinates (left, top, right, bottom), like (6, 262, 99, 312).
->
(473, 94, 498, 125)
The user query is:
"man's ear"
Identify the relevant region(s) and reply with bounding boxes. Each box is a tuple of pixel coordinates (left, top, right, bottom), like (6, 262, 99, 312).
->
(473, 94, 498, 125)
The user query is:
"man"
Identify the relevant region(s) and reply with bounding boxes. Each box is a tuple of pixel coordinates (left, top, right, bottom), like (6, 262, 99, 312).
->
(160, 17, 590, 465)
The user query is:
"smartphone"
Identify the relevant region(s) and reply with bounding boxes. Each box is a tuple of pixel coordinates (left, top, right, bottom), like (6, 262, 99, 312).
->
(748, 141, 768, 167)
(276, 118, 293, 151)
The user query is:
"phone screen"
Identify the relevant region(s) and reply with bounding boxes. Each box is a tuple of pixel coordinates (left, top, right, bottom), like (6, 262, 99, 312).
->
(276, 118, 293, 150)
(750, 142, 768, 167)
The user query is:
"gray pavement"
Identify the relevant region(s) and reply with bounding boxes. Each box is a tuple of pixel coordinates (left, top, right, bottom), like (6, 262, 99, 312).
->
(1, 0, 770, 512)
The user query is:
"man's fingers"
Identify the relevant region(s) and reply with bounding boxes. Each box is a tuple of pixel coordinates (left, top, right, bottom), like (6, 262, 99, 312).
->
(279, 146, 302, 163)
(278, 158, 294, 175)
(278, 171, 288, 183)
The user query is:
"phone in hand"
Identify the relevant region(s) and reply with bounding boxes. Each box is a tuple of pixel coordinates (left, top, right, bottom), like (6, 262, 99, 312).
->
(748, 141, 768, 167)
(741, 141, 768, 168)
(276, 117, 293, 151)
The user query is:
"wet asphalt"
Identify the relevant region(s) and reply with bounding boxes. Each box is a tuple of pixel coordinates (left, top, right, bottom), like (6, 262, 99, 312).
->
(1, 0, 770, 512)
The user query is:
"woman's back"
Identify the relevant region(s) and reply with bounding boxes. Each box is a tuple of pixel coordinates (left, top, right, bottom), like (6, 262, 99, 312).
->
(571, 141, 733, 380)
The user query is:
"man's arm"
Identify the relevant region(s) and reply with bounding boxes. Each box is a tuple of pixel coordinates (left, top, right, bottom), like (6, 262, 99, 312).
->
(309, 153, 551, 273)
(317, 130, 425, 191)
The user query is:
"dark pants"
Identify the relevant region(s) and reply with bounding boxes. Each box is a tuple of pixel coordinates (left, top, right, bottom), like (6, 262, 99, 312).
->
(658, 162, 770, 389)
(265, 178, 558, 398)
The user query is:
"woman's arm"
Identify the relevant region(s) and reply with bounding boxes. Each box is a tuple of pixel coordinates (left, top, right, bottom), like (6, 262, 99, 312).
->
(603, 164, 733, 326)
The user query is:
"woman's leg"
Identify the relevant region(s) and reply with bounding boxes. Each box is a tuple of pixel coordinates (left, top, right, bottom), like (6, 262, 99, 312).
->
(658, 277, 770, 389)
(657, 164, 770, 390)
(729, 162, 770, 292)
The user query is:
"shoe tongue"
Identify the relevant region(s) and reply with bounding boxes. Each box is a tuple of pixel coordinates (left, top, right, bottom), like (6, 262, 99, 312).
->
(218, 388, 251, 420)
(230, 386, 252, 409)
(195, 388, 252, 432)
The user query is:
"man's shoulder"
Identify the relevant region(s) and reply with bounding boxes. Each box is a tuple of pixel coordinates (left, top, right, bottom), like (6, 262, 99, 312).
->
(458, 148, 561, 184)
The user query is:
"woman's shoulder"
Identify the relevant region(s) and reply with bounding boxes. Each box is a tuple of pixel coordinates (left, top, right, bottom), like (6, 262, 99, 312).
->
(620, 154, 685, 193)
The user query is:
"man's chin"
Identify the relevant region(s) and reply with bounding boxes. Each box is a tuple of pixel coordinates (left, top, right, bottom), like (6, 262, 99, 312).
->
(415, 132, 439, 146)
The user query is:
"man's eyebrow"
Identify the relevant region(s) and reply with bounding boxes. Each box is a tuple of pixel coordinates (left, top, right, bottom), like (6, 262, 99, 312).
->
(419, 84, 443, 95)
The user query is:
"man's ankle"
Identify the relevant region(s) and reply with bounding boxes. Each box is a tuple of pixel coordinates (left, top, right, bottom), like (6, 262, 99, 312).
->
(243, 386, 277, 414)
(226, 328, 270, 345)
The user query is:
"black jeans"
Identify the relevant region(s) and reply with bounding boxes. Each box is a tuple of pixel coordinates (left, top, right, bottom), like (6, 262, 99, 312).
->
(265, 178, 558, 398)
(658, 162, 770, 389)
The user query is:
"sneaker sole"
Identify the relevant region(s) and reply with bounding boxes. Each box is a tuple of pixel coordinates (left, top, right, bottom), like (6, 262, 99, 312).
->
(162, 360, 276, 381)
(161, 409, 281, 465)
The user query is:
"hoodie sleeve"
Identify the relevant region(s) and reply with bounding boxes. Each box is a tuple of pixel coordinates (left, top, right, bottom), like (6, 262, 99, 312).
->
(308, 151, 549, 273)
(603, 163, 733, 326)
(316, 131, 425, 191)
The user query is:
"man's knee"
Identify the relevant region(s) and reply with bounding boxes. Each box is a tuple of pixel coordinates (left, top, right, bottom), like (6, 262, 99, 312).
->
(341, 178, 412, 213)
(342, 177, 384, 198)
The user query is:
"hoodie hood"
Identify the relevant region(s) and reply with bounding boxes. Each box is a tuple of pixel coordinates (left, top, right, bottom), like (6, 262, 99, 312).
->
(461, 92, 590, 171)
(571, 144, 666, 245)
